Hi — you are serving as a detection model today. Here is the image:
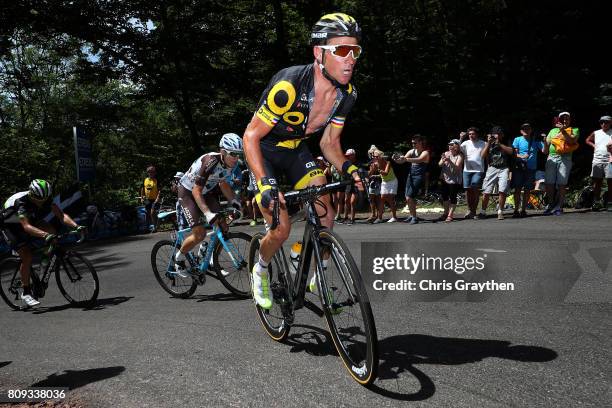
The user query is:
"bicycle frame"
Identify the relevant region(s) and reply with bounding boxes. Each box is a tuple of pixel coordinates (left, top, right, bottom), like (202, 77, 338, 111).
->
(273, 195, 336, 313)
(166, 222, 245, 277)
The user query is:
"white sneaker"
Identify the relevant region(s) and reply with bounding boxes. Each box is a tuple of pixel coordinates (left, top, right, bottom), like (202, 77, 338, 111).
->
(308, 274, 318, 294)
(174, 260, 189, 278)
(387, 217, 398, 223)
(252, 266, 273, 309)
(21, 293, 40, 307)
(373, 219, 383, 224)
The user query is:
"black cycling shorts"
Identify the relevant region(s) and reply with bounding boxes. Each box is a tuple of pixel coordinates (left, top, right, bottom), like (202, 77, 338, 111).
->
(1, 220, 51, 251)
(177, 185, 222, 228)
(260, 141, 324, 190)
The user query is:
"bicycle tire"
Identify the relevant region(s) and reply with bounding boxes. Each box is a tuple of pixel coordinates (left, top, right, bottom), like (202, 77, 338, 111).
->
(0, 256, 23, 310)
(213, 231, 251, 298)
(315, 229, 378, 385)
(55, 251, 99, 307)
(151, 239, 197, 298)
(248, 232, 291, 342)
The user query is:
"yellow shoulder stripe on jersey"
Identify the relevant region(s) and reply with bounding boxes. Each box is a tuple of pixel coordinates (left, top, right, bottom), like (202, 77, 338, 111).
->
(256, 105, 279, 127)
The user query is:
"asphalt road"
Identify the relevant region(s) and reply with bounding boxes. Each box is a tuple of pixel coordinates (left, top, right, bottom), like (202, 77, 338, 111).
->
(1, 210, 611, 407)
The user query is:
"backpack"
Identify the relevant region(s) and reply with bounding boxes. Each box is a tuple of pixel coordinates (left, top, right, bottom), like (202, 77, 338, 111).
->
(575, 186, 594, 209)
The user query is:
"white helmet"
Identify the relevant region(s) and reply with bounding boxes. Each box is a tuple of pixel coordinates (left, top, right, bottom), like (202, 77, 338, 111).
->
(219, 133, 243, 153)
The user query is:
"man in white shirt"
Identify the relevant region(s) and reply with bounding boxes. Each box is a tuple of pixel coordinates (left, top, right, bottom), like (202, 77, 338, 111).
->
(585, 115, 612, 210)
(460, 127, 486, 219)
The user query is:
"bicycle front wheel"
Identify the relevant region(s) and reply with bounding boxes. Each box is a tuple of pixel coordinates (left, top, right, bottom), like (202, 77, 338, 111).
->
(213, 231, 251, 298)
(151, 239, 197, 298)
(0, 257, 23, 310)
(55, 251, 99, 307)
(248, 232, 291, 342)
(315, 229, 378, 385)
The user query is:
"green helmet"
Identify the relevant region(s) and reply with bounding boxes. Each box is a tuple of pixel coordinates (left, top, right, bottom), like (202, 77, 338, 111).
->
(29, 179, 52, 200)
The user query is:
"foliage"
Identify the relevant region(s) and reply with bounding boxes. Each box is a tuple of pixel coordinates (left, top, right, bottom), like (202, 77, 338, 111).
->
(1, 1, 610, 203)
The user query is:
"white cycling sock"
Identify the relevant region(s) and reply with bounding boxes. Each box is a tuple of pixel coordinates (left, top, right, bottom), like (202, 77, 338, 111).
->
(255, 255, 268, 275)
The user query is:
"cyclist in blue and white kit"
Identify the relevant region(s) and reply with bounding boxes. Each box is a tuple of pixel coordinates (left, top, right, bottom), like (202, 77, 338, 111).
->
(174, 133, 244, 276)
(243, 13, 364, 309)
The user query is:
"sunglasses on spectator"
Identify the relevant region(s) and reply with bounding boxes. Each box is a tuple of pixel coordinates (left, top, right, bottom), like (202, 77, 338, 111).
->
(317, 44, 362, 59)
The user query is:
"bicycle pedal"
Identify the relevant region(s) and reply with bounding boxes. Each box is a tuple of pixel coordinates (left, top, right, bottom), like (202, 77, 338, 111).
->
(196, 272, 207, 286)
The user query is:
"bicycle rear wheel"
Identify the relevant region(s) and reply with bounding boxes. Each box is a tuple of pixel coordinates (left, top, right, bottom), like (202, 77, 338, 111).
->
(55, 251, 99, 307)
(213, 231, 251, 298)
(151, 239, 197, 298)
(315, 229, 378, 385)
(0, 257, 23, 310)
(248, 232, 291, 341)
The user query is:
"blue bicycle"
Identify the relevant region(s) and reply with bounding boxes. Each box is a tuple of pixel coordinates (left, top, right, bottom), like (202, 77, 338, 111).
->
(150, 209, 251, 298)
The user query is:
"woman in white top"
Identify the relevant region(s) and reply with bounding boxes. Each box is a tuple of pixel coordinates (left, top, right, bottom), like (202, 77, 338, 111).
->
(438, 140, 464, 222)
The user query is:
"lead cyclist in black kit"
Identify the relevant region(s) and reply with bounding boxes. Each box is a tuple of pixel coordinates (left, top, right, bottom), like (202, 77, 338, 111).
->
(243, 13, 364, 309)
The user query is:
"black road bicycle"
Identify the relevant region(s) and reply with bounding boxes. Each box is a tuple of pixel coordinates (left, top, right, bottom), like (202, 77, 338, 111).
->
(0, 231, 99, 310)
(248, 180, 378, 385)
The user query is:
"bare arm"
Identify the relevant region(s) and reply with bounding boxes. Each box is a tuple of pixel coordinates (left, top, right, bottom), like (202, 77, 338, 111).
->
(319, 125, 348, 173)
(19, 217, 50, 239)
(243, 115, 273, 183)
(404, 150, 430, 164)
(51, 203, 78, 229)
(585, 132, 595, 148)
(218, 179, 235, 202)
(379, 160, 391, 176)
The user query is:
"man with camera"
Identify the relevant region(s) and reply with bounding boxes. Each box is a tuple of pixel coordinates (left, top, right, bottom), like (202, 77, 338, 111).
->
(511, 124, 546, 217)
(479, 126, 513, 220)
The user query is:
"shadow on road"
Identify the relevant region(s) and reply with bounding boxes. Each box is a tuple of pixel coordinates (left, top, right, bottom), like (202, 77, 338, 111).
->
(369, 334, 558, 401)
(194, 293, 245, 302)
(31, 296, 133, 314)
(285, 324, 337, 357)
(0, 361, 11, 369)
(30, 366, 125, 390)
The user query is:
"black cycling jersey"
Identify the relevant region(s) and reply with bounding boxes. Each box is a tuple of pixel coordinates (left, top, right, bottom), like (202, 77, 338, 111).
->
(3, 192, 53, 224)
(255, 64, 357, 148)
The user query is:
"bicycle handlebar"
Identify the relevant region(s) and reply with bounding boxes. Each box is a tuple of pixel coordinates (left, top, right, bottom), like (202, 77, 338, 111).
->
(269, 180, 356, 230)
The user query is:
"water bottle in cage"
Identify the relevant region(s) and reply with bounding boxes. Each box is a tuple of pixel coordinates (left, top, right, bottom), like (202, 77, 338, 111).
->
(289, 241, 302, 279)
(197, 241, 208, 261)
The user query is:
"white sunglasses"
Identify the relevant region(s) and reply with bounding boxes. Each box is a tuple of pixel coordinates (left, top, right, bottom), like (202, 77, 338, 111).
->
(317, 44, 362, 59)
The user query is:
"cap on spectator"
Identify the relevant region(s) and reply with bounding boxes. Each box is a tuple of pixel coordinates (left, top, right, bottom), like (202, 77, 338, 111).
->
(448, 139, 460, 145)
(345, 148, 356, 155)
(490, 126, 504, 135)
(368, 144, 377, 153)
(521, 123, 531, 129)
(599, 115, 612, 122)
(558, 111, 570, 118)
